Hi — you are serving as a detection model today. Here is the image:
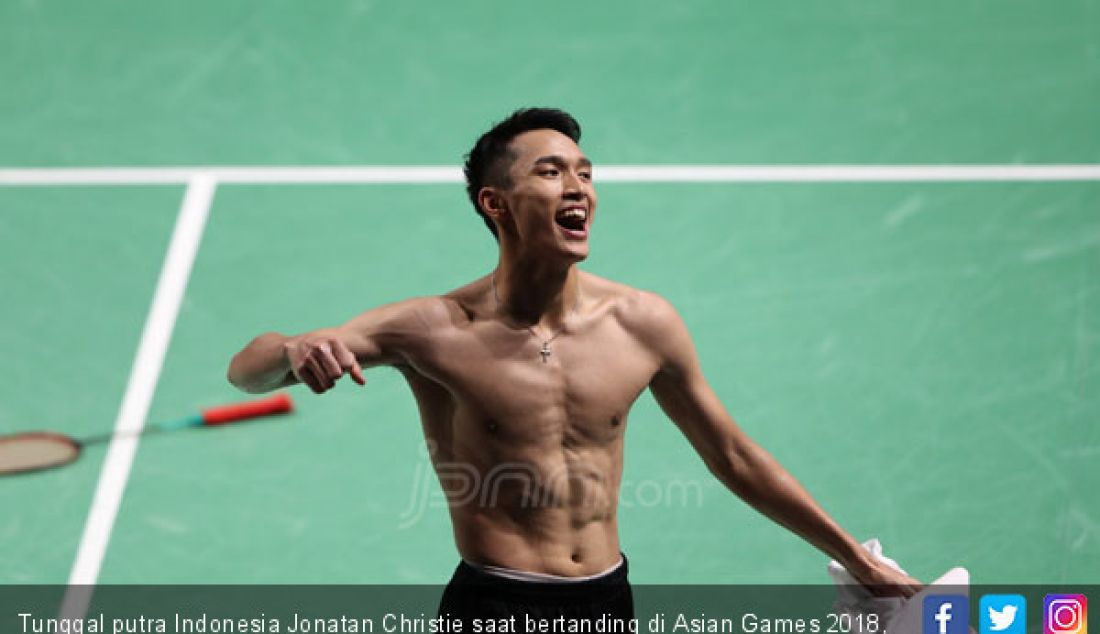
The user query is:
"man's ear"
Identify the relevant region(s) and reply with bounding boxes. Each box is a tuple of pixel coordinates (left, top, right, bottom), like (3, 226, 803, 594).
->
(478, 186, 507, 222)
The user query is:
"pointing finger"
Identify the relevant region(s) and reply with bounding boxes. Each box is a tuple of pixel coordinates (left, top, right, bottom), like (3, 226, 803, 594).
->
(349, 361, 366, 385)
(332, 342, 366, 386)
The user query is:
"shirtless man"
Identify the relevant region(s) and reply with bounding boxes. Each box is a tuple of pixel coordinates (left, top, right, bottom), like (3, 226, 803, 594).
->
(228, 108, 919, 620)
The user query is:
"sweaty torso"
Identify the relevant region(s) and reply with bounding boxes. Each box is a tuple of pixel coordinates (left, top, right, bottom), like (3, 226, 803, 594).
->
(394, 272, 661, 576)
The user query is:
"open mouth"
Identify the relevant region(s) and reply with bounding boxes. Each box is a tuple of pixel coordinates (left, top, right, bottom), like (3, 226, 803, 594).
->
(555, 207, 587, 232)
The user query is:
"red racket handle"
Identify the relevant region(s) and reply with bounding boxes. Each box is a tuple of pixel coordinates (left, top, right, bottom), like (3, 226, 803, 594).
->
(201, 393, 294, 425)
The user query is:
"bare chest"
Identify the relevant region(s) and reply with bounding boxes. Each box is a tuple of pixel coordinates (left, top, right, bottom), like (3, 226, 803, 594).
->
(412, 317, 659, 444)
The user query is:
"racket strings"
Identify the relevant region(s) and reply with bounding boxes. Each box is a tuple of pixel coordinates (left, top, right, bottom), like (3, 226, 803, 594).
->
(0, 434, 80, 474)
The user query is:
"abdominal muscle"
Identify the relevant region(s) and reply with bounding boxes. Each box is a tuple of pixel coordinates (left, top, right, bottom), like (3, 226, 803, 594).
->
(434, 431, 626, 577)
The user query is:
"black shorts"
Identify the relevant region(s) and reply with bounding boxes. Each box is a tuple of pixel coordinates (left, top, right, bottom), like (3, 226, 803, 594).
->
(437, 555, 635, 632)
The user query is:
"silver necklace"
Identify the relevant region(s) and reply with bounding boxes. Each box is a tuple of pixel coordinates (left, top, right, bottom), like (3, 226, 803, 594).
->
(491, 272, 579, 363)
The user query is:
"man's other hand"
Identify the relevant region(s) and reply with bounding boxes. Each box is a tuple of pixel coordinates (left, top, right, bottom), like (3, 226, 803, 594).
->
(285, 335, 366, 394)
(852, 558, 923, 598)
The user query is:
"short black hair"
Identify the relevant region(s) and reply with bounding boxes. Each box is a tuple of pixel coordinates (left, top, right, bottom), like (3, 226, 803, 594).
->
(463, 108, 582, 239)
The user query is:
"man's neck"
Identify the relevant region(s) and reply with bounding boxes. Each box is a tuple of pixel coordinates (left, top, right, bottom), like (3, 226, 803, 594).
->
(493, 254, 581, 329)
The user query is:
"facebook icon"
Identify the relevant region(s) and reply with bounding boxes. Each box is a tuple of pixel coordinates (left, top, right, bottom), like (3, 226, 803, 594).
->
(925, 595, 970, 634)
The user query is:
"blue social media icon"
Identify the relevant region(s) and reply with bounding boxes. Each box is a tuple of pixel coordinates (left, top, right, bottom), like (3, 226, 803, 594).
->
(981, 595, 1027, 634)
(925, 595, 969, 634)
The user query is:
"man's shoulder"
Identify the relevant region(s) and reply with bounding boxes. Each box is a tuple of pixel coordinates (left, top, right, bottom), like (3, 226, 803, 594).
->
(405, 293, 477, 330)
(347, 294, 470, 335)
(583, 272, 680, 340)
(584, 273, 694, 371)
(439, 275, 493, 319)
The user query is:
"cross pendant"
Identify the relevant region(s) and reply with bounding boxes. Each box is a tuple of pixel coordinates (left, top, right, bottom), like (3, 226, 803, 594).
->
(539, 342, 552, 363)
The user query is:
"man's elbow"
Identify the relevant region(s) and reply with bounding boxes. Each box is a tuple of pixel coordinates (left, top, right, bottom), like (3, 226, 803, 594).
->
(226, 353, 253, 393)
(226, 332, 288, 393)
(226, 344, 271, 394)
(704, 441, 754, 494)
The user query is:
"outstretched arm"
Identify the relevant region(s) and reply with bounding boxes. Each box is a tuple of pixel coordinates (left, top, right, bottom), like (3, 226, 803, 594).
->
(228, 298, 437, 394)
(637, 293, 920, 596)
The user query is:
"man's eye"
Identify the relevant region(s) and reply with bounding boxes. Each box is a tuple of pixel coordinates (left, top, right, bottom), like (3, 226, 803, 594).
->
(579, 172, 592, 180)
(540, 169, 559, 177)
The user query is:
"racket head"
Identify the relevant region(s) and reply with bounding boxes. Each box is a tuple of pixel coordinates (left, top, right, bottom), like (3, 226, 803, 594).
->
(0, 432, 82, 475)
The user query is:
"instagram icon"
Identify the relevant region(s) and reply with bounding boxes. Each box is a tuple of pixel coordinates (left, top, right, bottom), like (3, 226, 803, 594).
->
(1045, 595, 1088, 634)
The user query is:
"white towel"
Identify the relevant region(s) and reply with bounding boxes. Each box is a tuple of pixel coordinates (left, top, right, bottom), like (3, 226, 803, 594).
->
(828, 538, 970, 634)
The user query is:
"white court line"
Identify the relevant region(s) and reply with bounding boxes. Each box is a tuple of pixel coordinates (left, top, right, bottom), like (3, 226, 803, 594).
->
(58, 176, 217, 621)
(1, 164, 1100, 185)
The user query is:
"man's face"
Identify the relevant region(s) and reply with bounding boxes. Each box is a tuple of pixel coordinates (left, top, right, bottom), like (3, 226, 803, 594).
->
(494, 129, 596, 261)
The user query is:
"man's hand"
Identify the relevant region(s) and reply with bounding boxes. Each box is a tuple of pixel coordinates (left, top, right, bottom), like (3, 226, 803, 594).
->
(848, 557, 923, 598)
(285, 335, 366, 394)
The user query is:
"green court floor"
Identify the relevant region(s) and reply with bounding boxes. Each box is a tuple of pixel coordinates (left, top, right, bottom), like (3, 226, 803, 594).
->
(1, 0, 1097, 586)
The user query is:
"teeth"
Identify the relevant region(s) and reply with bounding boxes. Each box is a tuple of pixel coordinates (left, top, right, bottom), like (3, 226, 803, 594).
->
(560, 208, 587, 221)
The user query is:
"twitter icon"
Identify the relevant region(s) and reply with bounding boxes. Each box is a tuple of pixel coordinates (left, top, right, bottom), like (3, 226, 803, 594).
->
(982, 595, 1027, 634)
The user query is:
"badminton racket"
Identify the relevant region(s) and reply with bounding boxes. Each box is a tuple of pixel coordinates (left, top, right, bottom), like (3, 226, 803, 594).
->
(0, 392, 294, 476)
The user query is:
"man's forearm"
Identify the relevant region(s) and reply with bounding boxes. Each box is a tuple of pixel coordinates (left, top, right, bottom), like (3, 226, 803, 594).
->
(715, 443, 875, 576)
(227, 332, 295, 393)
